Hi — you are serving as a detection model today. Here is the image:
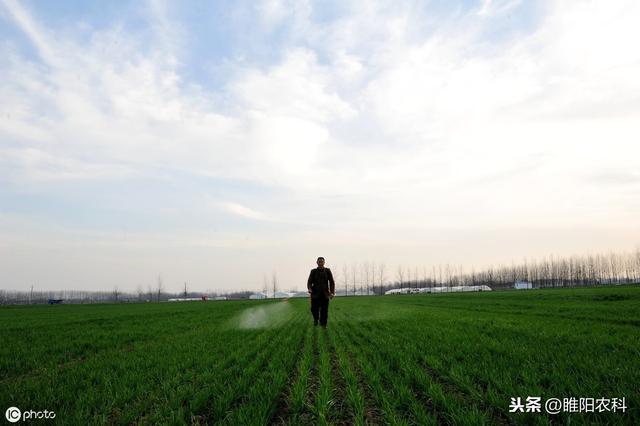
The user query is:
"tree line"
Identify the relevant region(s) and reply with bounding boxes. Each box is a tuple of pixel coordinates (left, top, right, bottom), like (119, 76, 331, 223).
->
(1, 248, 638, 304)
(333, 247, 640, 295)
(0, 274, 251, 305)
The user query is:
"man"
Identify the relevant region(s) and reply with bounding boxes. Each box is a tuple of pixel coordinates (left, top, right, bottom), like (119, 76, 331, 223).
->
(307, 256, 335, 328)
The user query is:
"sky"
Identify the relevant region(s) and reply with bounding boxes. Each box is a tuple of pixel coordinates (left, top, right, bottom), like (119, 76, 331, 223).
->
(1, 0, 639, 294)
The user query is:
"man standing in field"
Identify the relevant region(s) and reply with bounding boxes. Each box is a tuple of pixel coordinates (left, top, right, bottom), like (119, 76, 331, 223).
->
(307, 257, 335, 328)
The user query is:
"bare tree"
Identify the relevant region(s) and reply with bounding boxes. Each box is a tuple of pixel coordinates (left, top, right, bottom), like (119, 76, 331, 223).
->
(342, 264, 349, 296)
(635, 246, 640, 282)
(263, 274, 269, 297)
(432, 265, 437, 289)
(332, 267, 339, 295)
(378, 263, 386, 295)
(136, 284, 144, 301)
(351, 263, 358, 296)
(370, 262, 376, 295)
(363, 261, 370, 295)
(396, 265, 404, 288)
(423, 266, 428, 289)
(272, 271, 278, 298)
(157, 274, 163, 302)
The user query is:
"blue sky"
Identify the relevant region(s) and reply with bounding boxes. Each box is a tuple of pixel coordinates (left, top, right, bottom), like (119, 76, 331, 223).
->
(1, 0, 639, 293)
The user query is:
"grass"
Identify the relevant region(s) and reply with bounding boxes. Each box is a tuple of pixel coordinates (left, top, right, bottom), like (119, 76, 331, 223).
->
(1, 285, 638, 425)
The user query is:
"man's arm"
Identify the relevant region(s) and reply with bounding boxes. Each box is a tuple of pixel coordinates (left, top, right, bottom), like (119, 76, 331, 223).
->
(307, 269, 314, 293)
(328, 269, 335, 294)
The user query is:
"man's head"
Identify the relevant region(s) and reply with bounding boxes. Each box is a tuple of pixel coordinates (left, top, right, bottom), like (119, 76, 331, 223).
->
(316, 257, 325, 268)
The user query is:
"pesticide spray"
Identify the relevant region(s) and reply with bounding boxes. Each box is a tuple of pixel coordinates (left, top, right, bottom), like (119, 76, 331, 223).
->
(232, 300, 294, 330)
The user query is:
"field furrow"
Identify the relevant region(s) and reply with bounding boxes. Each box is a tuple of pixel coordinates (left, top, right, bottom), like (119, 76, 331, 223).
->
(314, 328, 336, 425)
(219, 312, 306, 425)
(269, 322, 313, 425)
(326, 326, 381, 426)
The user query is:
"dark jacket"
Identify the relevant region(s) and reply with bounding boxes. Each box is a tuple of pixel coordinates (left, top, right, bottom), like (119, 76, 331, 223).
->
(307, 267, 335, 299)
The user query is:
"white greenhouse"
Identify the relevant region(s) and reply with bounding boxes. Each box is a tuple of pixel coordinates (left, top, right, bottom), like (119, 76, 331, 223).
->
(514, 281, 533, 289)
(385, 285, 492, 295)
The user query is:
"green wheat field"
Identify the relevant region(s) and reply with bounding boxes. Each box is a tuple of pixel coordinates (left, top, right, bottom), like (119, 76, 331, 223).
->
(2, 285, 639, 425)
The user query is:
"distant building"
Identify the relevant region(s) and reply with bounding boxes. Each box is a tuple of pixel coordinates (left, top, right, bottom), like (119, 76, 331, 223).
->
(514, 281, 533, 290)
(214, 296, 228, 301)
(249, 292, 267, 299)
(340, 289, 374, 296)
(167, 297, 206, 302)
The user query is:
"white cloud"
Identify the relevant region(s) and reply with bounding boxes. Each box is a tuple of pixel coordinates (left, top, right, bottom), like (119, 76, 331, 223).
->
(477, 0, 522, 17)
(0, 147, 140, 181)
(1, 0, 55, 63)
(1, 0, 640, 291)
(219, 201, 268, 221)
(255, 0, 290, 31)
(1, 0, 638, 206)
(229, 48, 356, 122)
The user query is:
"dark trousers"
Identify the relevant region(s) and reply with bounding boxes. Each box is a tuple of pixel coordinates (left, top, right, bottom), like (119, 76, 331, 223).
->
(310, 296, 330, 325)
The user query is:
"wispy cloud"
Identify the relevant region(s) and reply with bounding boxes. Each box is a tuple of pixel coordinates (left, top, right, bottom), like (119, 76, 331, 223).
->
(1, 0, 639, 291)
(219, 201, 268, 221)
(1, 0, 56, 63)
